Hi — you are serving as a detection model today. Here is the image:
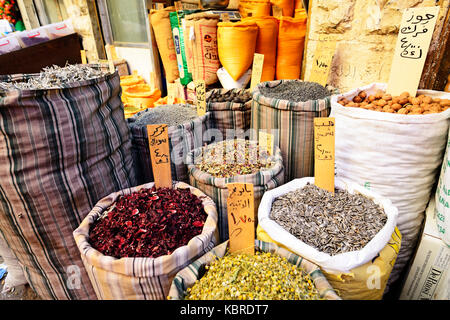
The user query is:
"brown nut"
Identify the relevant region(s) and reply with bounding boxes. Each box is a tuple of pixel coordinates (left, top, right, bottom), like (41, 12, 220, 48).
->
(382, 105, 391, 111)
(377, 99, 387, 107)
(375, 90, 384, 99)
(411, 97, 421, 105)
(358, 91, 367, 99)
(400, 91, 410, 98)
(398, 108, 408, 114)
(368, 95, 376, 102)
(382, 94, 392, 101)
(392, 96, 400, 104)
(423, 96, 432, 104)
(353, 95, 363, 103)
(412, 107, 423, 114)
(391, 103, 402, 111)
(398, 98, 409, 105)
(441, 99, 450, 107)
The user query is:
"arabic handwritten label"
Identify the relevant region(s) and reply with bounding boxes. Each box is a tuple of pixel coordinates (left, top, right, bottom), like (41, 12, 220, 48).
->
(308, 36, 337, 86)
(259, 130, 274, 155)
(80, 50, 87, 64)
(227, 183, 255, 255)
(250, 53, 264, 91)
(386, 6, 439, 96)
(195, 80, 206, 116)
(314, 117, 335, 194)
(167, 82, 176, 104)
(147, 124, 172, 189)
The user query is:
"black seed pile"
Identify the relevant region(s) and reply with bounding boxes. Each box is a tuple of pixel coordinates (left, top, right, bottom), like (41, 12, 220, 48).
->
(207, 90, 252, 104)
(259, 81, 331, 102)
(127, 104, 198, 128)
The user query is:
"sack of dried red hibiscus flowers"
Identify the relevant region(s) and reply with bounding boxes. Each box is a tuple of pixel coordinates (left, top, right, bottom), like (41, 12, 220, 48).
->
(73, 181, 219, 300)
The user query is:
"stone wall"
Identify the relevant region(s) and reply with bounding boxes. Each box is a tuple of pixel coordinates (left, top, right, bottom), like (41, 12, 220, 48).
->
(63, 0, 105, 61)
(302, 0, 450, 92)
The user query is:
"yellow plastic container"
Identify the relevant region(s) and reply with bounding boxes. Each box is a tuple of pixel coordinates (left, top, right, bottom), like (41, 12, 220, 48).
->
(120, 75, 145, 87)
(123, 84, 162, 109)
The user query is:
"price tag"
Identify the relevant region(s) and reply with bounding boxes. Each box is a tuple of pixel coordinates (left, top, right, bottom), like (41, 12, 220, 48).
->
(195, 80, 206, 116)
(314, 117, 335, 194)
(308, 36, 336, 86)
(105, 45, 115, 74)
(227, 183, 255, 255)
(386, 6, 439, 96)
(147, 124, 172, 189)
(167, 82, 176, 104)
(80, 50, 87, 64)
(259, 130, 274, 155)
(250, 53, 264, 91)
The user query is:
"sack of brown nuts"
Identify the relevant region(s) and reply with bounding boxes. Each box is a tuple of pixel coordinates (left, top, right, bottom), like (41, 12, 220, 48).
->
(337, 89, 450, 115)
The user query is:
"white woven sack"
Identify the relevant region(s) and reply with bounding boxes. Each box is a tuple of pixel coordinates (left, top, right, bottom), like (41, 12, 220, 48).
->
(329, 82, 450, 285)
(258, 177, 398, 273)
(0, 235, 28, 292)
(435, 126, 450, 246)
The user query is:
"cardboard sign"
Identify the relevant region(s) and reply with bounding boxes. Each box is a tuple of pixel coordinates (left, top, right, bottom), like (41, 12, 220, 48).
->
(308, 36, 336, 86)
(167, 82, 176, 104)
(105, 45, 115, 74)
(195, 80, 206, 116)
(250, 53, 264, 91)
(227, 183, 255, 255)
(386, 6, 439, 96)
(105, 44, 118, 60)
(259, 130, 274, 155)
(314, 117, 335, 194)
(147, 124, 172, 189)
(80, 50, 87, 64)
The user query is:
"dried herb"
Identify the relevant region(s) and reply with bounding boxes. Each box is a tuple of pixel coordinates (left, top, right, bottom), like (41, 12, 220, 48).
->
(270, 183, 387, 255)
(89, 187, 207, 259)
(195, 139, 275, 178)
(0, 64, 107, 91)
(185, 251, 323, 300)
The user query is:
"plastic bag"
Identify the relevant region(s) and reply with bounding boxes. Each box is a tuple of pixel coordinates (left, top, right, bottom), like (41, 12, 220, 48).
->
(329, 82, 450, 287)
(150, 7, 180, 83)
(217, 21, 258, 81)
(243, 16, 279, 82)
(276, 14, 307, 80)
(435, 126, 450, 246)
(170, 11, 193, 85)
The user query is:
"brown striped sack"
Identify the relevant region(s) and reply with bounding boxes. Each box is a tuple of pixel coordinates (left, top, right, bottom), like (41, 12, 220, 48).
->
(251, 80, 332, 181)
(127, 105, 212, 185)
(73, 181, 219, 300)
(0, 69, 136, 300)
(168, 240, 341, 300)
(206, 88, 252, 140)
(186, 139, 285, 242)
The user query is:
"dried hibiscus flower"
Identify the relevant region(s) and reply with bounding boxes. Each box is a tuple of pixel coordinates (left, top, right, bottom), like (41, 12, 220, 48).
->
(89, 187, 208, 259)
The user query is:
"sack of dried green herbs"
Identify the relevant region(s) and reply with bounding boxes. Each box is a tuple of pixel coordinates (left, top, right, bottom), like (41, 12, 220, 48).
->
(186, 139, 285, 241)
(127, 104, 212, 185)
(168, 239, 341, 300)
(206, 88, 252, 140)
(73, 181, 219, 300)
(258, 177, 401, 300)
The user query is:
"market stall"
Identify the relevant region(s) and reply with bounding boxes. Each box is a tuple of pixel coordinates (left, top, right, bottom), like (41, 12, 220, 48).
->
(0, 0, 449, 303)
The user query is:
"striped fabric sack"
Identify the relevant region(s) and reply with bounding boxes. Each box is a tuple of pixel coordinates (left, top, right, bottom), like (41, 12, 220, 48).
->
(0, 69, 136, 300)
(206, 88, 252, 140)
(251, 80, 332, 181)
(127, 106, 212, 185)
(73, 181, 219, 300)
(168, 239, 341, 300)
(186, 140, 285, 241)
